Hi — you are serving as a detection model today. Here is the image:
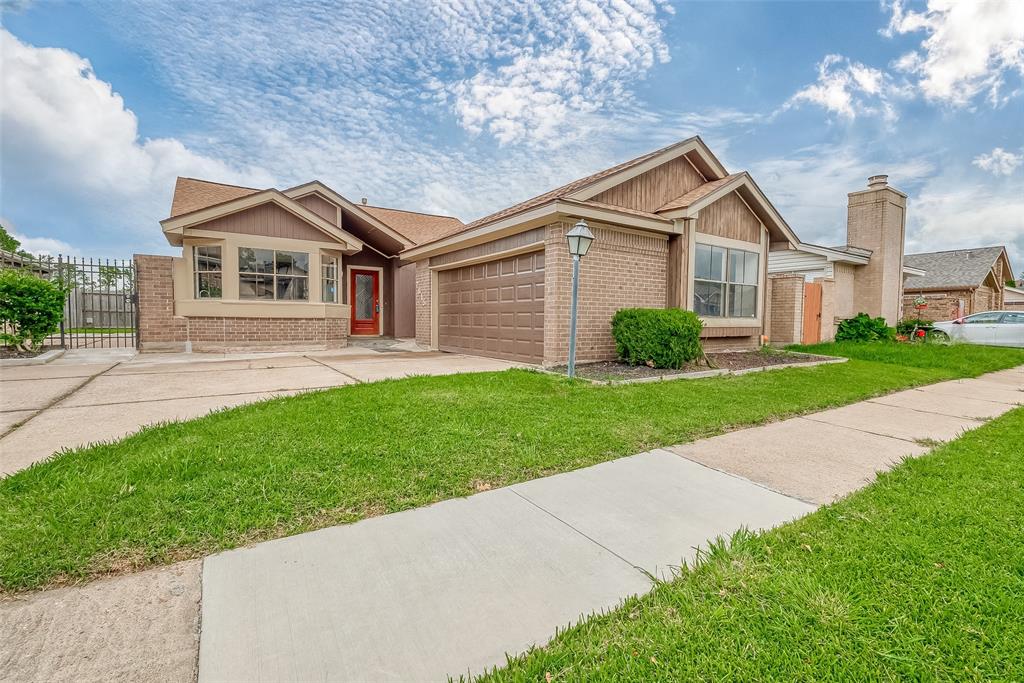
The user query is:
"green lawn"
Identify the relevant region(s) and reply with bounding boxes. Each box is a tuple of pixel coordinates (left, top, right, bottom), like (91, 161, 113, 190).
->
(478, 407, 1024, 681)
(1, 343, 1021, 592)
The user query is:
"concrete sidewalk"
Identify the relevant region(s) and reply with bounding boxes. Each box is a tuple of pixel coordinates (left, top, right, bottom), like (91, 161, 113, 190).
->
(197, 366, 1022, 682)
(0, 348, 521, 476)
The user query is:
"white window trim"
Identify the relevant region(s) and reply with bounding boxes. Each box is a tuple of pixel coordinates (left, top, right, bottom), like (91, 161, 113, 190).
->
(320, 254, 341, 304)
(688, 229, 768, 327)
(238, 246, 313, 302)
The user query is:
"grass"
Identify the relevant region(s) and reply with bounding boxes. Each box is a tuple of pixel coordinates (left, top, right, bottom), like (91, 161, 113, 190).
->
(1, 343, 1022, 592)
(477, 407, 1024, 681)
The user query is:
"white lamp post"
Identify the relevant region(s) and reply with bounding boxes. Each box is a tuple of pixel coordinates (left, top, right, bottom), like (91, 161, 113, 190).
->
(565, 219, 595, 378)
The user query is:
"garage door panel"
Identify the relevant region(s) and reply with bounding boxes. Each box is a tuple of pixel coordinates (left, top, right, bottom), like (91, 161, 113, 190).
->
(438, 249, 544, 364)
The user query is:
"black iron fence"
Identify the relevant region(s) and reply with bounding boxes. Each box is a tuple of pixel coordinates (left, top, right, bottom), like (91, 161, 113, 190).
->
(2, 253, 137, 349)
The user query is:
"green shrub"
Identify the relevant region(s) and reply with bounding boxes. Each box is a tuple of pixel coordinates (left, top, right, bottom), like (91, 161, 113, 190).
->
(611, 308, 703, 369)
(0, 268, 67, 350)
(896, 319, 933, 336)
(835, 312, 895, 343)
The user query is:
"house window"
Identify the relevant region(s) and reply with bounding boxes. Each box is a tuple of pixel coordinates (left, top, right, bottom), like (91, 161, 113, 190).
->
(322, 255, 339, 303)
(238, 247, 309, 300)
(194, 246, 222, 298)
(694, 243, 759, 318)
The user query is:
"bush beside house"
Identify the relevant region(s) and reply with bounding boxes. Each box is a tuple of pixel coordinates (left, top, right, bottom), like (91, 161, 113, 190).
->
(0, 268, 67, 350)
(611, 308, 703, 369)
(835, 312, 895, 343)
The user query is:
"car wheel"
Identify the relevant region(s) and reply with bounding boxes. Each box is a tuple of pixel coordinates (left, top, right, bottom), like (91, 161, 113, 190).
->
(927, 329, 949, 343)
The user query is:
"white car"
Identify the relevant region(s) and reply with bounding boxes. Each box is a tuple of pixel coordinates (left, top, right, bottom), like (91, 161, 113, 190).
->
(931, 310, 1024, 347)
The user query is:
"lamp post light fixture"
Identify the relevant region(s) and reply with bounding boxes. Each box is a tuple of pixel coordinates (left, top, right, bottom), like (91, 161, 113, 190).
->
(565, 219, 595, 378)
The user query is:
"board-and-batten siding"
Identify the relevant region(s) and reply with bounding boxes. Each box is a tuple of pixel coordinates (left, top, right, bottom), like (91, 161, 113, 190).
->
(695, 192, 762, 244)
(194, 203, 330, 242)
(295, 193, 340, 226)
(767, 249, 832, 278)
(591, 155, 706, 213)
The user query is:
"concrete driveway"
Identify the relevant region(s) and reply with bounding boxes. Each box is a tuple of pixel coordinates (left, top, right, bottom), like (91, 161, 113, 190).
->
(0, 347, 521, 477)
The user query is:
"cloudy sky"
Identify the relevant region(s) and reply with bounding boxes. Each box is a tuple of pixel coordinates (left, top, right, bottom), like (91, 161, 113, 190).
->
(1, 0, 1022, 270)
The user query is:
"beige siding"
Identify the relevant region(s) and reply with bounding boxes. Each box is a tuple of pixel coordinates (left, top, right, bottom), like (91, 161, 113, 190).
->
(696, 192, 761, 243)
(295, 194, 340, 226)
(194, 203, 329, 242)
(428, 227, 545, 268)
(591, 155, 705, 212)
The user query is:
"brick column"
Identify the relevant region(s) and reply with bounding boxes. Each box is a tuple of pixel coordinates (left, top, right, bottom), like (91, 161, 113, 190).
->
(414, 261, 432, 347)
(768, 274, 804, 345)
(134, 254, 187, 350)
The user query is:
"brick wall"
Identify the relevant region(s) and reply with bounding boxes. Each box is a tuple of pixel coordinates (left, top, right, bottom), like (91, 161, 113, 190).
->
(543, 221, 668, 365)
(135, 253, 348, 351)
(901, 290, 967, 322)
(768, 274, 804, 345)
(135, 254, 186, 345)
(846, 184, 906, 325)
(414, 260, 432, 347)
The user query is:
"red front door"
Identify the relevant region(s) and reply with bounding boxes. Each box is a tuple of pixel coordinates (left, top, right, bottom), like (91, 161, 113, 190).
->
(350, 269, 380, 335)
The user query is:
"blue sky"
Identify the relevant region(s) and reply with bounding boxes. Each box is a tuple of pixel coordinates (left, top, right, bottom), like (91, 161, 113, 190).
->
(1, 0, 1022, 270)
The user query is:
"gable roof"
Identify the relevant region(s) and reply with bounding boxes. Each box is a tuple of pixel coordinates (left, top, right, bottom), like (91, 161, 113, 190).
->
(358, 205, 464, 246)
(656, 174, 743, 212)
(161, 188, 364, 252)
(282, 182, 417, 249)
(903, 246, 1009, 290)
(443, 136, 725, 235)
(170, 178, 260, 217)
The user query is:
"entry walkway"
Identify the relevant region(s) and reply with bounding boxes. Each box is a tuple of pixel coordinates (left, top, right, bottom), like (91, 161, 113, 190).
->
(0, 348, 521, 476)
(198, 367, 1022, 682)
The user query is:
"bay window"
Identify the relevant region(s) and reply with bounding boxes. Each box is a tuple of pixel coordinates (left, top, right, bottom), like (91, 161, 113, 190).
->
(694, 243, 759, 318)
(238, 247, 309, 300)
(322, 255, 339, 303)
(194, 246, 222, 298)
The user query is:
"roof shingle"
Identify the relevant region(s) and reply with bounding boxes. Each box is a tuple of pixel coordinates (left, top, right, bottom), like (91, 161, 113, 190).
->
(358, 205, 464, 246)
(169, 178, 260, 217)
(903, 246, 1007, 290)
(656, 173, 743, 212)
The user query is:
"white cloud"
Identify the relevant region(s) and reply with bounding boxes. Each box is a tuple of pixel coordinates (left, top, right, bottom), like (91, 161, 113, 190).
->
(0, 29, 273, 240)
(748, 144, 935, 246)
(972, 147, 1023, 176)
(884, 0, 1024, 106)
(11, 232, 77, 257)
(782, 54, 905, 123)
(905, 176, 1024, 271)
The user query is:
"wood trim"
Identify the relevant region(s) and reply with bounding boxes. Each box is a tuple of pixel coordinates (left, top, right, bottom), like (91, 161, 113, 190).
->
(429, 227, 546, 268)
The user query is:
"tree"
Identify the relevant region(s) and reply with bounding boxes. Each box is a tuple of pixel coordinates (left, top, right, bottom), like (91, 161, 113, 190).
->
(0, 224, 23, 255)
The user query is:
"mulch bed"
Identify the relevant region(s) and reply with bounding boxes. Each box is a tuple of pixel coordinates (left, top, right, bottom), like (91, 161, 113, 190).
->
(0, 346, 52, 360)
(554, 350, 833, 382)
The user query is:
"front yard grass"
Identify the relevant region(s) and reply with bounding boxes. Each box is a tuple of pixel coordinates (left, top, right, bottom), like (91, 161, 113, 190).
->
(1, 343, 1022, 592)
(478, 406, 1024, 681)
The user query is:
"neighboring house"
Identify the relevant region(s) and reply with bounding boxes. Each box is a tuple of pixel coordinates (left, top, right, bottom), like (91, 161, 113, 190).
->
(399, 137, 802, 364)
(138, 178, 463, 350)
(901, 246, 1015, 322)
(1005, 284, 1024, 310)
(767, 175, 924, 343)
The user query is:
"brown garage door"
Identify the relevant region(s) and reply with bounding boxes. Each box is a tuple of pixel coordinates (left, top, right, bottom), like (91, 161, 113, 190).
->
(437, 250, 544, 363)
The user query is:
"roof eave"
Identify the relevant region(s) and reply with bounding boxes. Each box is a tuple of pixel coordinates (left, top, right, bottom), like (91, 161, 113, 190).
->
(282, 181, 416, 248)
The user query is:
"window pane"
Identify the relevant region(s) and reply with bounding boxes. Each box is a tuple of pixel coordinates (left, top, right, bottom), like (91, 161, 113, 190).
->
(695, 244, 712, 280)
(355, 273, 374, 319)
(276, 251, 309, 276)
(239, 274, 273, 299)
(195, 272, 222, 299)
(194, 246, 222, 272)
(744, 252, 759, 285)
(276, 276, 309, 300)
(239, 248, 273, 273)
(321, 257, 337, 280)
(323, 279, 338, 303)
(965, 313, 1001, 324)
(728, 250, 743, 283)
(709, 246, 725, 281)
(694, 280, 724, 317)
(1000, 312, 1024, 324)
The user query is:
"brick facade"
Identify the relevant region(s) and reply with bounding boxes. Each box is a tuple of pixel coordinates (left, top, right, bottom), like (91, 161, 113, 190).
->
(901, 285, 1004, 323)
(846, 184, 907, 325)
(414, 260, 432, 347)
(135, 254, 348, 351)
(543, 221, 668, 365)
(767, 274, 804, 345)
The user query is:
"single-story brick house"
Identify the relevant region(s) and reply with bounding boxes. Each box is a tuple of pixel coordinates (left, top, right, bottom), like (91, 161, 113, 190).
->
(138, 136, 875, 363)
(139, 178, 464, 350)
(398, 137, 803, 364)
(901, 246, 1015, 322)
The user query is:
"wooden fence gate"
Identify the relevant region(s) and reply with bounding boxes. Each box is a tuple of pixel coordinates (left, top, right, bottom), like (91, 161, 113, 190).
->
(802, 282, 822, 345)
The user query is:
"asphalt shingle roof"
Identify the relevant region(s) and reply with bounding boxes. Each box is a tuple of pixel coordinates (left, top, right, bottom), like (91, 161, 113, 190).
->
(903, 246, 1006, 290)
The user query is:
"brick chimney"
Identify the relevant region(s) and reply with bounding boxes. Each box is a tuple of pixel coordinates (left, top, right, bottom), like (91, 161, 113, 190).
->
(846, 175, 907, 325)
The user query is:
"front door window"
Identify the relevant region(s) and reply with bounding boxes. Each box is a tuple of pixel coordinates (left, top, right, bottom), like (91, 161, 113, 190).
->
(350, 269, 380, 335)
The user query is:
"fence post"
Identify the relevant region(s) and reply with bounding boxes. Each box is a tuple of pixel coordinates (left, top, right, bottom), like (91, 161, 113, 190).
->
(58, 254, 66, 349)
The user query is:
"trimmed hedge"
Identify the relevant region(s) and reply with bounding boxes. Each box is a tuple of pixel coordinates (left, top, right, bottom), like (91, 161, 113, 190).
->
(0, 268, 67, 350)
(835, 312, 895, 343)
(611, 308, 703, 369)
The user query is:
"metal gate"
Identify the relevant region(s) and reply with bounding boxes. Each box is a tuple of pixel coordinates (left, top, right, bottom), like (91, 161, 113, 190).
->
(8, 254, 138, 349)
